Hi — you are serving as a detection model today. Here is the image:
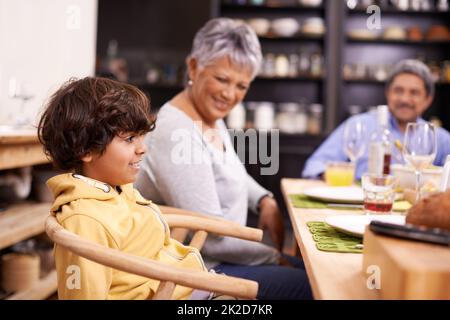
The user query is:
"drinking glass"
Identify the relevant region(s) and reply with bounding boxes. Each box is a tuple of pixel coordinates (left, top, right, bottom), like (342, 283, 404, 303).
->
(324, 161, 355, 186)
(362, 173, 396, 215)
(343, 118, 367, 164)
(403, 122, 437, 203)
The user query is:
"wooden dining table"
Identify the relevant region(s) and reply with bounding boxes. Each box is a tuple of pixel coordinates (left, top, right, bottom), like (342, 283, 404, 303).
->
(281, 178, 381, 300)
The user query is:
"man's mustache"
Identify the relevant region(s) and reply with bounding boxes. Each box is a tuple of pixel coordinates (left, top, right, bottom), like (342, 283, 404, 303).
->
(394, 104, 414, 110)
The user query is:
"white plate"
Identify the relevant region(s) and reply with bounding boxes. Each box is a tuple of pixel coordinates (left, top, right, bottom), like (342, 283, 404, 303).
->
(303, 186, 364, 204)
(325, 215, 406, 237)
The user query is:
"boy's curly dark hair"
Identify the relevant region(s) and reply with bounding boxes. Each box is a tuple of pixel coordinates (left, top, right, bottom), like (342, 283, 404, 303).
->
(38, 77, 156, 171)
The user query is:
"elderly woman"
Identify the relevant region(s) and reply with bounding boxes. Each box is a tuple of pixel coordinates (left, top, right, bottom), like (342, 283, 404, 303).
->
(135, 18, 312, 300)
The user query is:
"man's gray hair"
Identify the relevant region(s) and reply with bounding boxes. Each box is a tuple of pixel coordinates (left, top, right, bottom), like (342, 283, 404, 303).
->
(188, 18, 262, 78)
(386, 59, 435, 97)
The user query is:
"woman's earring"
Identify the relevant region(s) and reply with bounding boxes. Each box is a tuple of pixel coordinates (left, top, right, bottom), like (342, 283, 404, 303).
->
(188, 79, 193, 86)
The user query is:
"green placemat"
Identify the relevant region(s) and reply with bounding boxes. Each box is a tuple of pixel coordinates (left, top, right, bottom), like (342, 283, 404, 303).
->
(290, 194, 328, 209)
(306, 221, 363, 254)
(289, 194, 362, 210)
(290, 194, 411, 212)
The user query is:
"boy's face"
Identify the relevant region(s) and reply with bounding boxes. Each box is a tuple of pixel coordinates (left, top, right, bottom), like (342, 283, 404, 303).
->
(82, 132, 147, 187)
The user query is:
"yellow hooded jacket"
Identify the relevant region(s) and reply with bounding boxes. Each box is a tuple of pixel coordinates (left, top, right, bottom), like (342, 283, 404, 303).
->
(47, 173, 206, 300)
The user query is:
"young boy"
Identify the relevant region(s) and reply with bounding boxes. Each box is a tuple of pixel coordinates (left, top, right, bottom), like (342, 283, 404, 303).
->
(38, 77, 206, 299)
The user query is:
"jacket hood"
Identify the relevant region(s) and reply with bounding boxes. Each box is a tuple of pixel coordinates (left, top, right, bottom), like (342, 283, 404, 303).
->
(47, 173, 151, 213)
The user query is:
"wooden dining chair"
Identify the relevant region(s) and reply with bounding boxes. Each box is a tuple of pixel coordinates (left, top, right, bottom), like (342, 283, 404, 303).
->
(45, 206, 263, 300)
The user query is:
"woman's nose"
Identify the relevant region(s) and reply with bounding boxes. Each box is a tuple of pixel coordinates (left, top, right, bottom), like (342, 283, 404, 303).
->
(221, 86, 235, 101)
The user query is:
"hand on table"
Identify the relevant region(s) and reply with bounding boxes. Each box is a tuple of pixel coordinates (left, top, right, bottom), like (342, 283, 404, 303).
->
(258, 196, 285, 252)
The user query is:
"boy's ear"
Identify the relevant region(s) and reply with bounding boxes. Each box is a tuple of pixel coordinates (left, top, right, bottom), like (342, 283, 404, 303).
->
(81, 153, 93, 163)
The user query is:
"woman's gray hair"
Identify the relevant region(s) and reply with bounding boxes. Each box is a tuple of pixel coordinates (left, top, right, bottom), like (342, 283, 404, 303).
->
(386, 59, 435, 97)
(188, 18, 262, 78)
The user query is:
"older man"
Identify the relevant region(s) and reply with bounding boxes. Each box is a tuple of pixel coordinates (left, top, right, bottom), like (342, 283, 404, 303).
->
(302, 59, 450, 179)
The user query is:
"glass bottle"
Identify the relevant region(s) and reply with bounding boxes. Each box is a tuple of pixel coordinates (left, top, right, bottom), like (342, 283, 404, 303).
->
(368, 105, 393, 175)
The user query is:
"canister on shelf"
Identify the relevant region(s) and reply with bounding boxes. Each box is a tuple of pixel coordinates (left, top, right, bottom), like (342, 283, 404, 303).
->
(298, 51, 311, 76)
(275, 54, 290, 77)
(254, 102, 275, 130)
(1, 253, 40, 293)
(288, 54, 299, 78)
(261, 53, 276, 78)
(348, 105, 363, 116)
(310, 53, 323, 77)
(227, 103, 246, 130)
(308, 104, 323, 135)
(245, 102, 258, 129)
(295, 103, 308, 134)
(277, 103, 300, 134)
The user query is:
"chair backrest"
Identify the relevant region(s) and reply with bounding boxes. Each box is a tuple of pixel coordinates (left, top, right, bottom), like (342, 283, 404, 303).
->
(45, 215, 259, 299)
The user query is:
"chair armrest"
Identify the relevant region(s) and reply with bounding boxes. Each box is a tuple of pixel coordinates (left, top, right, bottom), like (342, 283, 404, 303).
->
(158, 205, 224, 221)
(45, 215, 258, 299)
(164, 214, 262, 243)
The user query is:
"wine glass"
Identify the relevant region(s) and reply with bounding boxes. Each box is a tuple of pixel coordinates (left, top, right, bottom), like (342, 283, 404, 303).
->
(403, 122, 437, 203)
(343, 118, 367, 164)
(8, 77, 34, 128)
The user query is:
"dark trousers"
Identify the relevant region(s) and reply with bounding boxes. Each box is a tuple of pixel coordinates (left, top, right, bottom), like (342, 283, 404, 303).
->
(213, 254, 313, 300)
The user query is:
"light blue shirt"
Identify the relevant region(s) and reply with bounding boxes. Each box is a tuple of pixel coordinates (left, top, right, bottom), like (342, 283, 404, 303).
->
(302, 111, 450, 179)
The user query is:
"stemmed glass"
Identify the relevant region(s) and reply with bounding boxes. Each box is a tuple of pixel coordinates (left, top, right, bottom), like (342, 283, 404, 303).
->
(8, 77, 34, 128)
(343, 118, 367, 165)
(403, 122, 437, 203)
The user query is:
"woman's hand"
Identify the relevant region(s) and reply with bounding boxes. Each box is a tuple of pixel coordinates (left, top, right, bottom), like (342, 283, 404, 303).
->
(257, 196, 285, 252)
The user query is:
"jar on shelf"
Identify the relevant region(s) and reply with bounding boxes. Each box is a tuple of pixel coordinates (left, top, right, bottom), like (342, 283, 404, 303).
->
(275, 54, 290, 77)
(354, 63, 366, 80)
(254, 102, 275, 130)
(310, 53, 323, 77)
(245, 102, 258, 129)
(373, 64, 388, 82)
(437, 0, 449, 11)
(261, 53, 276, 78)
(348, 105, 363, 117)
(298, 51, 311, 76)
(288, 54, 300, 78)
(227, 103, 246, 130)
(277, 103, 300, 134)
(295, 103, 308, 134)
(308, 104, 323, 135)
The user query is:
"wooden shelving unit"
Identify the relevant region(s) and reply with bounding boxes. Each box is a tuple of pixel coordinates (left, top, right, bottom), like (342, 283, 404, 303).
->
(0, 202, 51, 250)
(0, 131, 49, 171)
(0, 132, 56, 299)
(6, 270, 57, 300)
(342, 1, 450, 128)
(0, 203, 57, 300)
